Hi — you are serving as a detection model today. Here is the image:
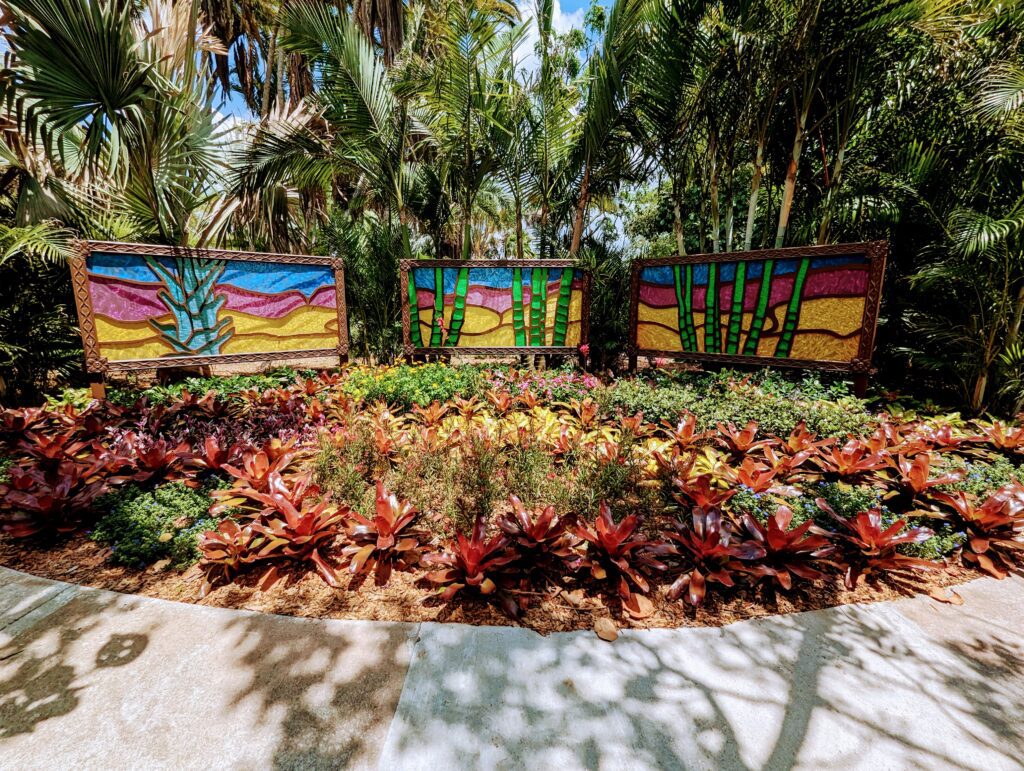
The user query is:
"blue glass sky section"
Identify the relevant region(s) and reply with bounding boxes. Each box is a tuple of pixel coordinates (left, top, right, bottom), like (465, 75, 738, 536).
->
(88, 252, 333, 298)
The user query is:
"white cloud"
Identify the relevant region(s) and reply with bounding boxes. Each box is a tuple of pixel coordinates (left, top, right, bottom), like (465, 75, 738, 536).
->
(515, 0, 587, 76)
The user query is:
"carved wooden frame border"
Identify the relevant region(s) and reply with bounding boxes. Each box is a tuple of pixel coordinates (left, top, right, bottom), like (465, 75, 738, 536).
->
(69, 240, 349, 374)
(399, 259, 591, 356)
(627, 241, 888, 374)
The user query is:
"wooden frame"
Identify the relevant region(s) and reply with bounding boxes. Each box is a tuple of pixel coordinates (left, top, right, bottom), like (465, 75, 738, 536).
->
(69, 240, 349, 377)
(399, 259, 591, 356)
(628, 241, 888, 376)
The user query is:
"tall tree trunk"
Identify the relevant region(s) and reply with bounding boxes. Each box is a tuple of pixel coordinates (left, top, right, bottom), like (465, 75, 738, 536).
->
(709, 132, 720, 253)
(569, 162, 590, 256)
(514, 196, 524, 261)
(817, 140, 846, 244)
(743, 137, 765, 251)
(275, 41, 286, 110)
(724, 168, 735, 253)
(512, 195, 526, 345)
(671, 172, 687, 255)
(261, 25, 278, 119)
(673, 201, 686, 255)
(775, 101, 811, 248)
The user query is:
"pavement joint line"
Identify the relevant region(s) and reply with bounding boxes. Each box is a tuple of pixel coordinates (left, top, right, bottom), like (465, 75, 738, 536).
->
(380, 620, 424, 757)
(0, 580, 78, 635)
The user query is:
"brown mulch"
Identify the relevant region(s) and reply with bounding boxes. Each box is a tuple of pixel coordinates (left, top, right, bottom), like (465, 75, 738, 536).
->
(0, 533, 1004, 635)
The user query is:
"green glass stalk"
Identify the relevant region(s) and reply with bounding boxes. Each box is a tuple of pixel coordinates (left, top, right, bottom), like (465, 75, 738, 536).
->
(774, 257, 811, 357)
(725, 262, 747, 354)
(742, 259, 775, 356)
(529, 268, 544, 346)
(511, 267, 526, 346)
(407, 271, 423, 347)
(551, 268, 574, 345)
(705, 262, 720, 353)
(445, 267, 470, 345)
(429, 266, 445, 347)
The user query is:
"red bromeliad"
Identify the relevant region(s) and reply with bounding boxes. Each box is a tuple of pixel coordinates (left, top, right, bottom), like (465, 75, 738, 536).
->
(813, 439, 889, 483)
(0, 460, 107, 537)
(739, 507, 835, 590)
(815, 498, 937, 588)
(497, 496, 578, 580)
(244, 473, 348, 587)
(423, 516, 519, 614)
(716, 421, 768, 456)
(341, 482, 424, 586)
(411, 400, 450, 427)
(198, 519, 261, 594)
(573, 502, 663, 606)
(672, 473, 736, 510)
(884, 453, 964, 499)
(663, 413, 710, 450)
(661, 507, 765, 606)
(975, 421, 1024, 455)
(930, 484, 1024, 578)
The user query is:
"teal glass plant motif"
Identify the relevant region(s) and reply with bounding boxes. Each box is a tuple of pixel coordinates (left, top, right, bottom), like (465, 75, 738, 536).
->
(144, 256, 233, 355)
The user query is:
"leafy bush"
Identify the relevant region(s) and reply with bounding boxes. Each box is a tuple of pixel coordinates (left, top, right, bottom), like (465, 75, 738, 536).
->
(108, 368, 306, 407)
(602, 376, 874, 437)
(732, 482, 883, 529)
(934, 455, 1021, 497)
(0, 257, 83, 406)
(483, 366, 599, 403)
(91, 482, 219, 568)
(341, 364, 484, 408)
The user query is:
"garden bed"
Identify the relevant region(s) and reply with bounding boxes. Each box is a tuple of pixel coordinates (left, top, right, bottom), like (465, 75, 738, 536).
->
(0, 364, 1022, 634)
(0, 529, 988, 633)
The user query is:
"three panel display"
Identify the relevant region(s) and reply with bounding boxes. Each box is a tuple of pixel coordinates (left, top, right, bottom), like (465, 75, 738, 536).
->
(69, 242, 885, 375)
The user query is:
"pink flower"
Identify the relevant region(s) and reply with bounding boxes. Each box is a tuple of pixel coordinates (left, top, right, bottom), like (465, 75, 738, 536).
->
(579, 344, 590, 356)
(653, 357, 668, 368)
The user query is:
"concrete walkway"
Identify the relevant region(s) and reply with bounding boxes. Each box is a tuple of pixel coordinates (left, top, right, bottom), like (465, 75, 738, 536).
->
(0, 567, 1022, 771)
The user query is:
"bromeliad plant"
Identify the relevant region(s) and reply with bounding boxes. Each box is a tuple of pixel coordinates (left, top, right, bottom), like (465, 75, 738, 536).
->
(660, 507, 765, 606)
(497, 496, 578, 585)
(198, 519, 261, 595)
(423, 516, 520, 615)
(813, 439, 889, 483)
(573, 502, 664, 610)
(243, 472, 348, 588)
(816, 499, 937, 588)
(340, 482, 424, 586)
(930, 484, 1024, 578)
(883, 453, 964, 501)
(739, 507, 835, 590)
(0, 460, 107, 537)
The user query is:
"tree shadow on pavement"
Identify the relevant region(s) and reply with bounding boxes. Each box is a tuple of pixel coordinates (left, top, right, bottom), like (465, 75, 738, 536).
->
(0, 588, 148, 738)
(378, 595, 1024, 770)
(220, 609, 415, 770)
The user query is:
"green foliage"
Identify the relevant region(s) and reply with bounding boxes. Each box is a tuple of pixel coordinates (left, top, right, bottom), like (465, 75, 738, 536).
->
(321, 211, 404, 363)
(934, 455, 1022, 497)
(902, 520, 966, 561)
(566, 430, 658, 520)
(312, 429, 379, 513)
(341, 364, 484, 408)
(734, 482, 883, 529)
(602, 372, 874, 437)
(108, 367, 307, 406)
(0, 257, 82, 406)
(91, 482, 220, 568)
